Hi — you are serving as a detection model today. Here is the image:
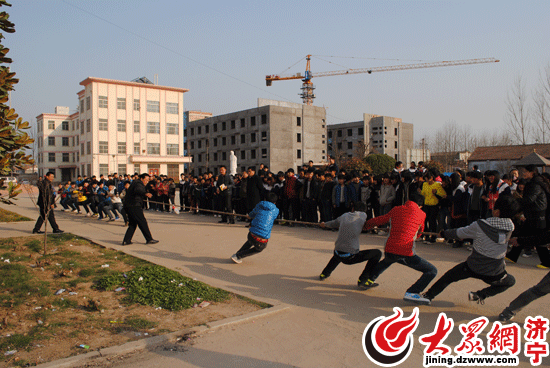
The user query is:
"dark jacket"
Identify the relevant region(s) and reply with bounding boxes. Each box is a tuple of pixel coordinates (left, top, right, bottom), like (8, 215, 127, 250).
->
(37, 178, 55, 208)
(522, 175, 548, 229)
(217, 174, 233, 195)
(123, 180, 148, 208)
(246, 174, 264, 211)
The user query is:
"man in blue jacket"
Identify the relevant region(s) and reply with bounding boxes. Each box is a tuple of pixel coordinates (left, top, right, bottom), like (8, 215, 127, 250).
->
(231, 192, 279, 264)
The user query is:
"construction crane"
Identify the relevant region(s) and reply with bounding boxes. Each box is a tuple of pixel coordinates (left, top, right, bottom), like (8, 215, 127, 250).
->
(266, 55, 500, 105)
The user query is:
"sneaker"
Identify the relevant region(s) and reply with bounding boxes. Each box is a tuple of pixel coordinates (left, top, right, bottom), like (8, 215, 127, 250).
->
(536, 264, 549, 269)
(115, 216, 120, 220)
(498, 308, 515, 322)
(231, 254, 242, 264)
(86, 213, 92, 217)
(403, 292, 431, 305)
(319, 273, 328, 281)
(522, 251, 533, 258)
(92, 213, 99, 218)
(468, 291, 485, 305)
(358, 279, 379, 290)
(97, 216, 103, 220)
(109, 218, 116, 221)
(72, 209, 79, 213)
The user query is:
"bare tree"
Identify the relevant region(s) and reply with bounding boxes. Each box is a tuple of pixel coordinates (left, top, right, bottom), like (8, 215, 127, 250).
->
(505, 76, 531, 145)
(532, 87, 550, 143)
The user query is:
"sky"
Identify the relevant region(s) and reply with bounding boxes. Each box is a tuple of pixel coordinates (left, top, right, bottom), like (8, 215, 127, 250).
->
(6, 0, 550, 142)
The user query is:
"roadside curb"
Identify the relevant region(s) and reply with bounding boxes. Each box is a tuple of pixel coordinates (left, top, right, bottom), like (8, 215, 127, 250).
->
(35, 303, 291, 368)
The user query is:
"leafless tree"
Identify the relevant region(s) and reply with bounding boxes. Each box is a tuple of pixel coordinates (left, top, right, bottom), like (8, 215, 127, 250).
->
(505, 76, 531, 145)
(532, 64, 550, 144)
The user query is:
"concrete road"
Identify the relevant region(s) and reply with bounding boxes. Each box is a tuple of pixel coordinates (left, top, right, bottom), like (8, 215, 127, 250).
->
(2, 197, 548, 367)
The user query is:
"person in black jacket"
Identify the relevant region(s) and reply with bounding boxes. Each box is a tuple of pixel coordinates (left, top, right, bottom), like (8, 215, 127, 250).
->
(122, 173, 158, 245)
(246, 167, 264, 213)
(32, 172, 63, 234)
(217, 165, 234, 224)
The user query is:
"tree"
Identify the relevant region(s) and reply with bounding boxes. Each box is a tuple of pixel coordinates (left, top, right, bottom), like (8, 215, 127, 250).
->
(424, 160, 445, 174)
(0, 0, 34, 204)
(505, 76, 531, 145)
(532, 64, 550, 143)
(364, 154, 395, 176)
(340, 157, 371, 174)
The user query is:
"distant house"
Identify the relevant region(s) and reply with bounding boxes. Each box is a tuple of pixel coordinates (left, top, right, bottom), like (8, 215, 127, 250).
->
(430, 151, 470, 172)
(467, 144, 550, 172)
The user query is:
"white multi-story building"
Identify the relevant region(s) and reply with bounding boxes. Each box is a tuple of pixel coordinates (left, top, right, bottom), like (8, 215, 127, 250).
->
(37, 77, 191, 180)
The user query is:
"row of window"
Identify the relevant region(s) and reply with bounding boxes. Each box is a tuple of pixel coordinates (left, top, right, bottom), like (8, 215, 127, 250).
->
(189, 115, 270, 136)
(37, 151, 80, 164)
(42, 136, 80, 147)
(80, 97, 179, 115)
(77, 141, 180, 156)
(188, 131, 269, 150)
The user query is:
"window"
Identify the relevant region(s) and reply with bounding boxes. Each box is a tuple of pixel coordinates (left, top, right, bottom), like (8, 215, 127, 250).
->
(222, 152, 227, 161)
(76, 135, 79, 145)
(241, 150, 245, 160)
(48, 137, 55, 146)
(213, 123, 217, 132)
(80, 99, 84, 113)
(297, 149, 301, 159)
(86, 96, 90, 110)
(261, 148, 267, 158)
(358, 127, 364, 135)
(133, 121, 140, 133)
(261, 115, 267, 124)
(167, 144, 179, 155)
(48, 153, 55, 162)
(231, 120, 235, 129)
(118, 164, 127, 175)
(190, 141, 194, 150)
(118, 142, 127, 154)
(297, 117, 301, 126)
(134, 143, 140, 154)
(328, 131, 332, 138)
(213, 152, 218, 161)
(210, 138, 216, 147)
(48, 120, 55, 130)
(62, 121, 69, 131)
(198, 140, 202, 149)
(147, 143, 160, 155)
(231, 135, 236, 145)
(166, 102, 178, 114)
(62, 153, 69, 162)
(86, 119, 91, 133)
(205, 125, 209, 134)
(117, 120, 126, 132)
(198, 126, 202, 135)
(80, 121, 84, 134)
(261, 131, 267, 141)
(297, 133, 301, 143)
(251, 149, 256, 159)
(117, 98, 126, 110)
(394, 141, 398, 149)
(222, 121, 226, 131)
(133, 99, 140, 111)
(240, 134, 245, 144)
(347, 142, 353, 149)
(337, 142, 342, 150)
(395, 128, 398, 136)
(98, 119, 108, 131)
(166, 123, 178, 135)
(81, 143, 84, 155)
(222, 137, 226, 146)
(347, 129, 353, 137)
(147, 121, 160, 134)
(240, 118, 245, 128)
(99, 164, 109, 176)
(251, 116, 256, 126)
(147, 100, 159, 113)
(99, 141, 108, 154)
(62, 137, 69, 146)
(98, 96, 108, 108)
(337, 130, 342, 137)
(190, 128, 194, 136)
(76, 152, 79, 161)
(250, 133, 256, 143)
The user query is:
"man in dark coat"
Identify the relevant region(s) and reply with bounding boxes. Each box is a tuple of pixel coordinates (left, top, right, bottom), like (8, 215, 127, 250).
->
(217, 165, 234, 224)
(32, 172, 63, 234)
(122, 173, 158, 245)
(246, 166, 264, 213)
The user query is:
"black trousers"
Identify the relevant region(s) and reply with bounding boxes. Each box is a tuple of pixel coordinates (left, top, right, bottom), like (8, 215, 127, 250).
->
(506, 270, 550, 314)
(123, 205, 153, 243)
(33, 204, 59, 232)
(321, 249, 382, 281)
(235, 232, 268, 259)
(425, 261, 515, 300)
(220, 192, 234, 222)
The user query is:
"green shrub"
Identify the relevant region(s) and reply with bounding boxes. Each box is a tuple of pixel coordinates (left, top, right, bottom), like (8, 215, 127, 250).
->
(23, 239, 42, 253)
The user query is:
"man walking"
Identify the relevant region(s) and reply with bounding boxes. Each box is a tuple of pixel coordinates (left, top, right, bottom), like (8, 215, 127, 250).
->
(217, 165, 234, 224)
(122, 173, 158, 245)
(32, 172, 63, 234)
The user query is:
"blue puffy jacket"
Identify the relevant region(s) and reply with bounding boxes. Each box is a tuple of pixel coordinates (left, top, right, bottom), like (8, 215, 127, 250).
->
(249, 201, 279, 239)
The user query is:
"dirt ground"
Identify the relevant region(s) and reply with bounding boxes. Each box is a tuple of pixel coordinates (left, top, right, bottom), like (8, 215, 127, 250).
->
(0, 235, 264, 367)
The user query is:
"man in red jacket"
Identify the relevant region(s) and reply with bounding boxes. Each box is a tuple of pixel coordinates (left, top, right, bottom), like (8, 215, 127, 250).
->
(362, 194, 437, 305)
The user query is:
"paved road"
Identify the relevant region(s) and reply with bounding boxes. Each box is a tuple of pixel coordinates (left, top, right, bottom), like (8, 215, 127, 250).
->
(2, 198, 547, 367)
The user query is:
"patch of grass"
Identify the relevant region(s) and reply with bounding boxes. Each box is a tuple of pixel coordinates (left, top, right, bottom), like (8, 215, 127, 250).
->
(95, 273, 124, 291)
(78, 268, 94, 278)
(120, 254, 152, 267)
(0, 207, 32, 222)
(52, 298, 79, 309)
(234, 294, 271, 309)
(66, 277, 87, 288)
(23, 239, 42, 253)
(99, 265, 230, 311)
(124, 316, 158, 330)
(0, 237, 16, 249)
(14, 359, 30, 367)
(0, 333, 34, 351)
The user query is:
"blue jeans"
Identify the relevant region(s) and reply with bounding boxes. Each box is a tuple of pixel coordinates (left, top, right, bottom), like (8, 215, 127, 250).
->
(369, 252, 438, 294)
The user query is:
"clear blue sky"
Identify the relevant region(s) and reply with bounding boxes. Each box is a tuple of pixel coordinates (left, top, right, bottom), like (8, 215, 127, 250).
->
(7, 0, 550, 141)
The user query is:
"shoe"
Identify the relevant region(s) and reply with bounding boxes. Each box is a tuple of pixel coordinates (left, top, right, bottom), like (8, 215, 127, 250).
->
(121, 241, 133, 246)
(536, 264, 550, 269)
(97, 216, 103, 220)
(109, 218, 115, 221)
(53, 229, 64, 234)
(146, 239, 159, 244)
(505, 257, 516, 264)
(72, 209, 78, 213)
(124, 221, 129, 227)
(86, 213, 92, 217)
(319, 273, 328, 281)
(32, 230, 44, 234)
(358, 279, 379, 290)
(92, 213, 99, 218)
(403, 292, 431, 305)
(468, 291, 485, 305)
(498, 308, 515, 322)
(115, 216, 120, 220)
(231, 254, 242, 264)
(218, 220, 226, 223)
(522, 251, 533, 258)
